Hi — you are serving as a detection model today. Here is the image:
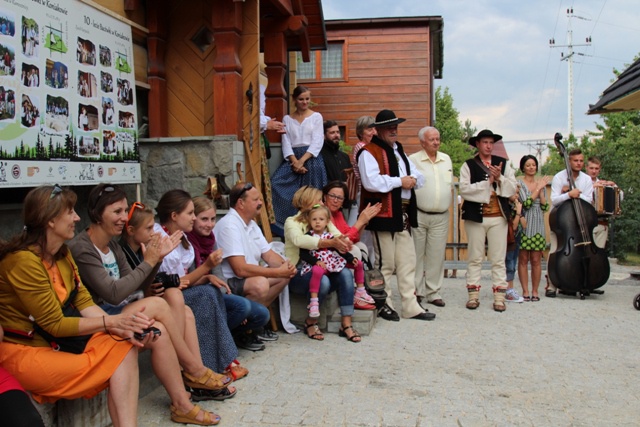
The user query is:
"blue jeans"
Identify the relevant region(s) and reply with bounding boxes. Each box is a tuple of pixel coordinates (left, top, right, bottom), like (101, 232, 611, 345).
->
(505, 234, 521, 282)
(288, 267, 355, 317)
(223, 293, 269, 333)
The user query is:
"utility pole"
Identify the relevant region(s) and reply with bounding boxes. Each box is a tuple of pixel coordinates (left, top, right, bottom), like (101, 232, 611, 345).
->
(525, 140, 549, 165)
(549, 8, 591, 136)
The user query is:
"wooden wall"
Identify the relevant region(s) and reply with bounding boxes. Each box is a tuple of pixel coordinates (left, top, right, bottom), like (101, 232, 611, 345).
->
(300, 23, 433, 155)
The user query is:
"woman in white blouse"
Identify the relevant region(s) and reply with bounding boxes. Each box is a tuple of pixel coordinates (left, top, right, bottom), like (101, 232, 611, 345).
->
(270, 85, 327, 234)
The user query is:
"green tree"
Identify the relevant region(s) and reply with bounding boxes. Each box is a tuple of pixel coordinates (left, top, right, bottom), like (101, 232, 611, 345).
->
(434, 87, 475, 176)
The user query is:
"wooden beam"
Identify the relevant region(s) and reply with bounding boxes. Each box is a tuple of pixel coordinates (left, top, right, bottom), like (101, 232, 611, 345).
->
(147, 0, 168, 137)
(262, 31, 288, 143)
(212, 0, 244, 137)
(265, 0, 294, 16)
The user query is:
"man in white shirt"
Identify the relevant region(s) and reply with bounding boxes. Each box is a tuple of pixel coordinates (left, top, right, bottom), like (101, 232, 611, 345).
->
(546, 148, 594, 297)
(214, 183, 296, 309)
(586, 156, 622, 249)
(409, 126, 453, 308)
(357, 109, 435, 321)
(459, 129, 517, 312)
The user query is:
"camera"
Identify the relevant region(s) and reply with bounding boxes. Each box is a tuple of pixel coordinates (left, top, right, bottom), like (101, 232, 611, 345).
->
(154, 272, 181, 289)
(134, 326, 161, 341)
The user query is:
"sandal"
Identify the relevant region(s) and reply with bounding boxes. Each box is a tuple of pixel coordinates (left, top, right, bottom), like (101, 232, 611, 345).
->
(171, 404, 219, 426)
(531, 296, 540, 302)
(339, 325, 361, 343)
(523, 296, 531, 302)
(354, 298, 376, 310)
(304, 321, 324, 341)
(355, 288, 375, 304)
(190, 385, 237, 402)
(224, 360, 248, 381)
(182, 368, 232, 391)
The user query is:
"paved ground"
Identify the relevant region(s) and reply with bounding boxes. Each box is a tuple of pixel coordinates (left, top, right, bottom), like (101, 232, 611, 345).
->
(138, 261, 640, 426)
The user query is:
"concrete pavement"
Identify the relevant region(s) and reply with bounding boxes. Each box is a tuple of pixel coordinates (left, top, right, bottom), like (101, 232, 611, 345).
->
(138, 260, 640, 426)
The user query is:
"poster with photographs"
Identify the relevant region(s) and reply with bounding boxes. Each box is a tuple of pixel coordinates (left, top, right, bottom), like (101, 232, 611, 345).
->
(0, 0, 140, 187)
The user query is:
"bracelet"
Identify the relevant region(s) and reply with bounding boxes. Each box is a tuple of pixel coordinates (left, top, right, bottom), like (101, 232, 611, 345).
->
(103, 315, 130, 342)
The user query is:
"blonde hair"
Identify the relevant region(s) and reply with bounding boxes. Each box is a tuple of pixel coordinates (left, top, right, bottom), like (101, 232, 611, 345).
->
(303, 204, 331, 230)
(193, 196, 215, 217)
(293, 186, 323, 223)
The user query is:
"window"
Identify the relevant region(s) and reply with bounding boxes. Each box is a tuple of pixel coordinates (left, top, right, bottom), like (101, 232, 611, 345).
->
(298, 41, 345, 81)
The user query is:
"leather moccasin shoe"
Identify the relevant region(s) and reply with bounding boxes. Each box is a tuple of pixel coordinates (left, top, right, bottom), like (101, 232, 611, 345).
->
(377, 303, 400, 322)
(411, 311, 436, 321)
(428, 299, 445, 307)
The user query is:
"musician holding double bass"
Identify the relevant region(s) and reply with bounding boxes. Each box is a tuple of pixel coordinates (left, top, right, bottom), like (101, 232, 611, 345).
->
(586, 156, 623, 249)
(545, 148, 594, 298)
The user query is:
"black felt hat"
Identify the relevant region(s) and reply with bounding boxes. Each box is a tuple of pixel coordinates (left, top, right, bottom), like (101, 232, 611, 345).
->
(468, 129, 503, 147)
(369, 109, 406, 128)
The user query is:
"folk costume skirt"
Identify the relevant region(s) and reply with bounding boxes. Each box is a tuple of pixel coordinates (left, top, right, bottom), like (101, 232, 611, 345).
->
(271, 146, 328, 230)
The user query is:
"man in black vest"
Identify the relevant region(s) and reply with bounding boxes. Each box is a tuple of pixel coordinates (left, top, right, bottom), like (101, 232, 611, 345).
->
(459, 129, 517, 312)
(357, 109, 435, 321)
(320, 120, 351, 183)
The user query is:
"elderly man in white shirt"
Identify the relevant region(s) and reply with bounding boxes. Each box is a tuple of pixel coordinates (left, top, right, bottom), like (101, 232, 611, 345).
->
(409, 126, 453, 308)
(357, 109, 435, 322)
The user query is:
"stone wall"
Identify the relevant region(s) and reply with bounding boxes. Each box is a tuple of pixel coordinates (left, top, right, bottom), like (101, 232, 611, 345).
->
(139, 135, 243, 207)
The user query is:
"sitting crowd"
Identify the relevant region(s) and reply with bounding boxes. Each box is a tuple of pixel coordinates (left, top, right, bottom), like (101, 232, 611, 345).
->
(0, 104, 571, 426)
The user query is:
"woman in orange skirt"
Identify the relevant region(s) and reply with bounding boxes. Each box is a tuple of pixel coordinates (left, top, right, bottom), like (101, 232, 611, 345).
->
(0, 185, 217, 426)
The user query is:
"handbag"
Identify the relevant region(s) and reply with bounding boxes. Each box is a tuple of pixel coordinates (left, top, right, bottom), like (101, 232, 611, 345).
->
(361, 251, 387, 309)
(507, 218, 516, 245)
(33, 266, 93, 354)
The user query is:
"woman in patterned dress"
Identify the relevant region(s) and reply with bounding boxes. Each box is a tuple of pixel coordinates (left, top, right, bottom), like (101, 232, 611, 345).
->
(270, 85, 327, 234)
(517, 155, 551, 301)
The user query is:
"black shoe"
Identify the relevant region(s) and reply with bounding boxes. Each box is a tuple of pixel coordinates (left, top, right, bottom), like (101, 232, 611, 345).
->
(234, 333, 265, 351)
(378, 303, 400, 322)
(189, 386, 237, 402)
(411, 311, 436, 321)
(545, 289, 556, 298)
(255, 327, 278, 342)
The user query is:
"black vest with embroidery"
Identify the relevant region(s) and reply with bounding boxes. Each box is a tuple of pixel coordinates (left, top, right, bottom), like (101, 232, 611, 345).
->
(461, 155, 511, 223)
(357, 136, 417, 232)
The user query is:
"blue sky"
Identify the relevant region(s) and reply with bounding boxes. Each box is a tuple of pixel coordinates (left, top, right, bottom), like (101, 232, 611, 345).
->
(321, 0, 640, 162)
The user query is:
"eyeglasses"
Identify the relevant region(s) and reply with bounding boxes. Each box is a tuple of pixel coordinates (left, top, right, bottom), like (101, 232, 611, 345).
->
(49, 184, 63, 199)
(326, 193, 344, 202)
(237, 182, 254, 199)
(126, 202, 145, 227)
(98, 185, 115, 198)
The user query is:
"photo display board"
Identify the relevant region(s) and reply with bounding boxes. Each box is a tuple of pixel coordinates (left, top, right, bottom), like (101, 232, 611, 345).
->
(0, 0, 140, 187)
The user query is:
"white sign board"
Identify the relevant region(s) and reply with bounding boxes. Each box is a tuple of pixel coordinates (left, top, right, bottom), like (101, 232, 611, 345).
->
(0, 0, 140, 187)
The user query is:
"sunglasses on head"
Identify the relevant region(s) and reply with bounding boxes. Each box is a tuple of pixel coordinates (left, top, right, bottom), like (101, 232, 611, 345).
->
(98, 185, 115, 198)
(126, 202, 145, 227)
(237, 182, 254, 199)
(49, 184, 63, 200)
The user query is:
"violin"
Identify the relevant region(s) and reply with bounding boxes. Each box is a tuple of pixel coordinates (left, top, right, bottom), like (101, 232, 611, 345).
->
(547, 133, 609, 298)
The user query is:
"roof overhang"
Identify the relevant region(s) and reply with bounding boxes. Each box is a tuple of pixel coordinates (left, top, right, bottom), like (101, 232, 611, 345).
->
(588, 57, 640, 115)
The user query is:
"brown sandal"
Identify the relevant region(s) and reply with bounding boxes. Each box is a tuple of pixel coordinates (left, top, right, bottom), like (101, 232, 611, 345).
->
(182, 368, 232, 391)
(304, 321, 324, 341)
(171, 404, 220, 426)
(224, 359, 248, 381)
(339, 325, 361, 343)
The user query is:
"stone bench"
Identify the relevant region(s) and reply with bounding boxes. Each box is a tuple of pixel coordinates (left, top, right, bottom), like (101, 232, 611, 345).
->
(33, 351, 160, 427)
(288, 290, 377, 335)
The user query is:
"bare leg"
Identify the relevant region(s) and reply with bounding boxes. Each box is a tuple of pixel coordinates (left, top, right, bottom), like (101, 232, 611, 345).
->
(107, 347, 139, 427)
(146, 322, 224, 424)
(517, 250, 530, 297)
(163, 289, 203, 366)
(243, 276, 287, 307)
(530, 251, 543, 297)
(122, 297, 211, 377)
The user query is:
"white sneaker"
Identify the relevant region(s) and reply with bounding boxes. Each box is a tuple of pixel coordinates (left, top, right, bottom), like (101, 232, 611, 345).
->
(505, 289, 524, 303)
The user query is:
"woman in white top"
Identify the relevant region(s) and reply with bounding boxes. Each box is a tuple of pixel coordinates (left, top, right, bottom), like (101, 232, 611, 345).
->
(270, 85, 327, 233)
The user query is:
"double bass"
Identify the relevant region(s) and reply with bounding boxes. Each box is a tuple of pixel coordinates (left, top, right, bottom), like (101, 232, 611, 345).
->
(548, 133, 609, 299)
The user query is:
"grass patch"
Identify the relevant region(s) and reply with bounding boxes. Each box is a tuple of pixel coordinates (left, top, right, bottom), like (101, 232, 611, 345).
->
(618, 253, 640, 266)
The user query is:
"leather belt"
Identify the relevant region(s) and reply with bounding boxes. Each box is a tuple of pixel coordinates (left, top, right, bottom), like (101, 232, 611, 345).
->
(418, 208, 448, 215)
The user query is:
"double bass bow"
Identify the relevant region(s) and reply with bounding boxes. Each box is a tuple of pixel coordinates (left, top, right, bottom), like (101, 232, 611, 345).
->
(547, 133, 609, 299)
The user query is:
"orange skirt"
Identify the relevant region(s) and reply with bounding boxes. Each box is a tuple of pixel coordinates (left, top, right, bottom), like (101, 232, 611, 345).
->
(0, 332, 133, 403)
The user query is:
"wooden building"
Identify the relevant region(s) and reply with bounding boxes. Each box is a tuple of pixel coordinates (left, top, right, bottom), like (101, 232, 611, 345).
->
(296, 16, 444, 154)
